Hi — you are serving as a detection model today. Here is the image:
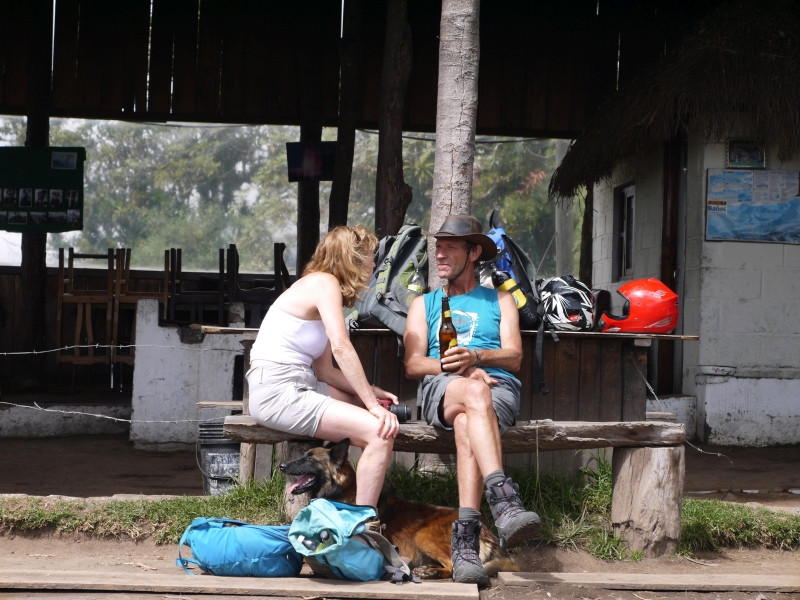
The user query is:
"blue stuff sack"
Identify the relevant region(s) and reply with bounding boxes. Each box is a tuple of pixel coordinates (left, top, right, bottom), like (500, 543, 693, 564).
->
(481, 209, 539, 309)
(176, 517, 303, 577)
(288, 498, 415, 583)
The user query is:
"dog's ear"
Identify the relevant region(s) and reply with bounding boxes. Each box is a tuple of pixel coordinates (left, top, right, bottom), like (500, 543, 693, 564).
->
(329, 438, 351, 465)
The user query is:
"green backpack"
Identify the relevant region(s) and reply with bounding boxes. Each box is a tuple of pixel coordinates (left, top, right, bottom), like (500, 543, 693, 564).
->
(351, 223, 428, 335)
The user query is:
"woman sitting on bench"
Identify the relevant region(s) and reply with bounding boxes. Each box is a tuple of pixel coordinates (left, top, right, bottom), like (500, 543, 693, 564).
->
(246, 225, 400, 510)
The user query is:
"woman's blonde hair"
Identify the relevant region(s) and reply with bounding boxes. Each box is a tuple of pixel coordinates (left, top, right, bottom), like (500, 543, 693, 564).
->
(303, 225, 377, 307)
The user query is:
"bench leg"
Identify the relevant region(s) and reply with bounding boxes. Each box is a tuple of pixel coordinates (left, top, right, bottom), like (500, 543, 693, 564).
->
(611, 445, 684, 557)
(238, 442, 258, 481)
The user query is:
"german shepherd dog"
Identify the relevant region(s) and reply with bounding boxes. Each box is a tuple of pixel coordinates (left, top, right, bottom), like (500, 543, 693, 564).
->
(279, 438, 518, 580)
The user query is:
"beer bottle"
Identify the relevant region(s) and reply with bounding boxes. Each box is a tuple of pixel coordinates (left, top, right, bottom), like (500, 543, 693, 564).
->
(439, 296, 458, 370)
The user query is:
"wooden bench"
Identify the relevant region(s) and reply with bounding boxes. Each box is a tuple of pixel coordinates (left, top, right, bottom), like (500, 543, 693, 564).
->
(223, 414, 686, 557)
(200, 325, 698, 479)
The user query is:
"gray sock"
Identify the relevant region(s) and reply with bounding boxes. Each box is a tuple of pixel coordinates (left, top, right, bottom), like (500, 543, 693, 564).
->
(483, 469, 506, 490)
(458, 507, 481, 521)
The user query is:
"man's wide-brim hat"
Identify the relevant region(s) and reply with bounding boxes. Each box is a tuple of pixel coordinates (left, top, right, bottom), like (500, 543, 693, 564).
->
(433, 214, 497, 260)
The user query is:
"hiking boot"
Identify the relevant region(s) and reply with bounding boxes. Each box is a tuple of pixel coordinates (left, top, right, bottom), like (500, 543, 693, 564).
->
(485, 477, 541, 548)
(451, 519, 490, 588)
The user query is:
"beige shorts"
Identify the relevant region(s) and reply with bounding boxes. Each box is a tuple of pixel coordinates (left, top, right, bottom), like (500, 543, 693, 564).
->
(246, 361, 332, 437)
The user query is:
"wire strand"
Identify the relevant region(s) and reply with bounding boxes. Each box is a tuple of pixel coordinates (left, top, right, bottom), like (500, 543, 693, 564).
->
(629, 349, 737, 497)
(0, 342, 240, 357)
(0, 401, 228, 425)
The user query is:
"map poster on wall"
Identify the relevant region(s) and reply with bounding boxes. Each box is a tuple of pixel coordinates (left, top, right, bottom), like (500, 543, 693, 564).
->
(0, 146, 86, 234)
(706, 169, 800, 244)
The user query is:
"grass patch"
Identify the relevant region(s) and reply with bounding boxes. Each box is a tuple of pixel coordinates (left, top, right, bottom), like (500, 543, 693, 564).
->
(2, 456, 799, 561)
(680, 498, 800, 552)
(0, 472, 288, 545)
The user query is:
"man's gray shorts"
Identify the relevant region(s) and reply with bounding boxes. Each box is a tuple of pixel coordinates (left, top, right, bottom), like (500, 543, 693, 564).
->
(418, 371, 521, 435)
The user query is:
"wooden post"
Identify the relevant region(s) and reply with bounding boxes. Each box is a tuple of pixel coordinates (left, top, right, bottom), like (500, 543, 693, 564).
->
(611, 445, 684, 557)
(238, 337, 258, 481)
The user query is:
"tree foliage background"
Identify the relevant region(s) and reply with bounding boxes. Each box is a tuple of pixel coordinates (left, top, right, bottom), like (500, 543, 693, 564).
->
(0, 117, 578, 278)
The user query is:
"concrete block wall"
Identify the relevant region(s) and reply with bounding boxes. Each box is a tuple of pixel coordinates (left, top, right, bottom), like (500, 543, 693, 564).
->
(686, 134, 800, 379)
(592, 131, 800, 445)
(130, 299, 244, 449)
(592, 152, 665, 298)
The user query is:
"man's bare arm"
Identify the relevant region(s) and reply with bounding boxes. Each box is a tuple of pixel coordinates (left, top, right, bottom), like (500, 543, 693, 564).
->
(403, 295, 442, 379)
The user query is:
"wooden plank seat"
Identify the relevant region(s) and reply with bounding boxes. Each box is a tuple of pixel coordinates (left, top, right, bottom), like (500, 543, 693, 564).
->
(197, 400, 244, 410)
(223, 415, 685, 454)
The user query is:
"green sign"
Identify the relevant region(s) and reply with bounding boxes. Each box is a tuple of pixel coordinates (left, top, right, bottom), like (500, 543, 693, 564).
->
(0, 146, 86, 233)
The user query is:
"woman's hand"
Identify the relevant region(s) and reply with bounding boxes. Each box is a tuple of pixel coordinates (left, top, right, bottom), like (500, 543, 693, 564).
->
(368, 402, 400, 440)
(372, 385, 398, 407)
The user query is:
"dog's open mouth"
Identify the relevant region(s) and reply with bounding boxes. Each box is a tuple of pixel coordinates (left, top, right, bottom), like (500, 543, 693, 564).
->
(286, 474, 316, 495)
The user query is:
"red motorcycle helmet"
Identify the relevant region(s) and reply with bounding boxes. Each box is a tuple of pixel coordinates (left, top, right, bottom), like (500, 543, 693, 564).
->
(599, 278, 679, 334)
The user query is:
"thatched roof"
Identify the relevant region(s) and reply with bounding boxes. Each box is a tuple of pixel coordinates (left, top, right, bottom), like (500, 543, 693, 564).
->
(549, 0, 800, 199)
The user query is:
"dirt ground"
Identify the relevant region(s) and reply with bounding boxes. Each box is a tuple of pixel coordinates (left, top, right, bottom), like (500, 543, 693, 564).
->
(1, 435, 799, 600)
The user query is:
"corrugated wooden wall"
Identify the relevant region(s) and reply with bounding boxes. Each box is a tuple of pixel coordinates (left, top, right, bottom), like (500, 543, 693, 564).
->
(0, 0, 723, 136)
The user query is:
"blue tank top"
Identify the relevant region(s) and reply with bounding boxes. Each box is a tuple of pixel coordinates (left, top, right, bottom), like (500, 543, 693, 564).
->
(423, 286, 511, 378)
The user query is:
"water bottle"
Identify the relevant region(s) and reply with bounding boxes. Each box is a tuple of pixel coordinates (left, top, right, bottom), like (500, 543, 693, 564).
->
(407, 269, 425, 296)
(319, 529, 332, 546)
(296, 535, 317, 552)
(491, 266, 539, 328)
(298, 531, 332, 553)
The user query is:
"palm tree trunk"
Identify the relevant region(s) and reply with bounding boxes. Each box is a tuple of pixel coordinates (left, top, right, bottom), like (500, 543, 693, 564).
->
(429, 0, 480, 289)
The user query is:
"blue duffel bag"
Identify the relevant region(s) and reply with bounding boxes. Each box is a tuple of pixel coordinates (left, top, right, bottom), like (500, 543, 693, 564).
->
(177, 517, 303, 577)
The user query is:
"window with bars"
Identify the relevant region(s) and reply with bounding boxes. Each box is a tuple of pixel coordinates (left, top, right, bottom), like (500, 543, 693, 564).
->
(613, 183, 635, 281)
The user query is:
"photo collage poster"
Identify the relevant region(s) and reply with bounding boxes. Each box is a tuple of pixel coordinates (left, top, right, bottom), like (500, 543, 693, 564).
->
(0, 147, 86, 233)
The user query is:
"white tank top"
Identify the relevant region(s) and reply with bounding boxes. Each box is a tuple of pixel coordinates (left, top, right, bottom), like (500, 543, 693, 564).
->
(250, 305, 328, 365)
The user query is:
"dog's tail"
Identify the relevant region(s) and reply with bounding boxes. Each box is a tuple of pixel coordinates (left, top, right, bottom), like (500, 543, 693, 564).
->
(483, 556, 519, 576)
(479, 529, 520, 576)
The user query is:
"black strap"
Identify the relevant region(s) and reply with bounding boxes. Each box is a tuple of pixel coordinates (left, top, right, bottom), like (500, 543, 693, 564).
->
(535, 318, 550, 395)
(358, 531, 420, 585)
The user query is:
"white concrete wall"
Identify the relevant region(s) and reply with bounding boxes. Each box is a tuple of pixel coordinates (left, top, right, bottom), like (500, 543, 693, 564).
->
(130, 299, 245, 449)
(592, 131, 800, 446)
(696, 375, 800, 446)
(0, 404, 130, 437)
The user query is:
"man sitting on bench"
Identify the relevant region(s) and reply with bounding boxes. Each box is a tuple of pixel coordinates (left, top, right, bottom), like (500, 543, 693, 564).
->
(403, 214, 541, 587)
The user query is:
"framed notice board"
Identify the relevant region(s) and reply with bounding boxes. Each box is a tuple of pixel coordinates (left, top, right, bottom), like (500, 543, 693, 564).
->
(706, 168, 800, 243)
(0, 146, 86, 233)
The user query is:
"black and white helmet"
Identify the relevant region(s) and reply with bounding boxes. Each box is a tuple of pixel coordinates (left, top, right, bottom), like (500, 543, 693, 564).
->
(538, 275, 595, 331)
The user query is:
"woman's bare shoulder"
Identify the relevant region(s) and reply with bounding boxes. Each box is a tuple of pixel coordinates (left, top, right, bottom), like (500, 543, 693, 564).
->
(296, 271, 339, 290)
(279, 272, 340, 309)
